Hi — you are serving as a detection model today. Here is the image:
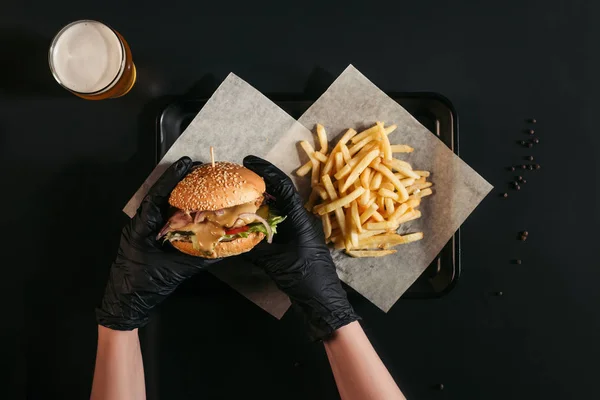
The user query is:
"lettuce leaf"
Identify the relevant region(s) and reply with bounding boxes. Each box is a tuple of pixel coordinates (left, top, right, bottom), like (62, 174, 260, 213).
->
(221, 214, 286, 241)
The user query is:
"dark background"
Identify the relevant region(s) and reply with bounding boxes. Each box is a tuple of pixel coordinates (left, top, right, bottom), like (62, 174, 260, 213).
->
(3, 1, 599, 399)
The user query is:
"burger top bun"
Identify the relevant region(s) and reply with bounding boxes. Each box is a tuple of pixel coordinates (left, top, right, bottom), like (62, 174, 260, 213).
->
(168, 162, 265, 211)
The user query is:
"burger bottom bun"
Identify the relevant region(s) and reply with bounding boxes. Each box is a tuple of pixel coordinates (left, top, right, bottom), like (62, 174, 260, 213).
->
(170, 232, 265, 259)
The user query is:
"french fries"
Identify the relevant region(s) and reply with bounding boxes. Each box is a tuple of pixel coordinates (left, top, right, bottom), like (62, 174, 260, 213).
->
(346, 250, 397, 258)
(316, 124, 328, 154)
(296, 122, 432, 258)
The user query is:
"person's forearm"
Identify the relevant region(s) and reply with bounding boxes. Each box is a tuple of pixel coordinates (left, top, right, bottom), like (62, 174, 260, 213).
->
(324, 321, 405, 400)
(91, 325, 146, 400)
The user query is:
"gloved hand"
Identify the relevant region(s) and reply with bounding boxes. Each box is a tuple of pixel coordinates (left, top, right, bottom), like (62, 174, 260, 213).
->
(96, 157, 220, 330)
(242, 156, 359, 341)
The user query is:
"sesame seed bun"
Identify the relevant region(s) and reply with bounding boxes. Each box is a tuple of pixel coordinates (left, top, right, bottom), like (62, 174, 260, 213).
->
(171, 232, 265, 258)
(168, 162, 266, 211)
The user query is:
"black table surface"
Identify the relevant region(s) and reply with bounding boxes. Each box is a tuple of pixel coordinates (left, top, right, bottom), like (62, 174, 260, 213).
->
(4, 2, 600, 399)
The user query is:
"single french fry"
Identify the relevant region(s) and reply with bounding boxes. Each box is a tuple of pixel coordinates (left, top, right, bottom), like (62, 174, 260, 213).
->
(339, 144, 351, 163)
(395, 209, 417, 225)
(314, 185, 328, 200)
(365, 220, 400, 231)
(365, 195, 377, 209)
(351, 124, 379, 144)
(356, 232, 423, 249)
(350, 230, 359, 248)
(335, 208, 347, 237)
(388, 203, 409, 222)
(369, 172, 383, 190)
(368, 157, 381, 170)
(296, 160, 312, 177)
(359, 203, 380, 225)
(358, 186, 371, 207)
(322, 213, 332, 238)
(351, 200, 362, 233)
(360, 168, 372, 190)
(374, 164, 409, 202)
(380, 182, 395, 191)
(316, 124, 328, 154)
(378, 188, 399, 201)
(357, 229, 386, 240)
(414, 170, 430, 177)
(348, 135, 376, 156)
(338, 177, 347, 197)
(404, 197, 421, 209)
(346, 249, 398, 258)
(383, 159, 420, 179)
(406, 181, 433, 195)
(335, 152, 344, 175)
(310, 159, 320, 187)
(408, 188, 433, 200)
(371, 210, 385, 222)
(316, 187, 366, 215)
(300, 140, 317, 161)
(377, 121, 392, 161)
(390, 144, 414, 153)
(385, 197, 395, 215)
(401, 209, 421, 224)
(321, 174, 338, 200)
(313, 151, 328, 163)
(399, 178, 415, 187)
(377, 195, 385, 215)
(341, 149, 380, 192)
(322, 128, 357, 175)
(384, 124, 397, 136)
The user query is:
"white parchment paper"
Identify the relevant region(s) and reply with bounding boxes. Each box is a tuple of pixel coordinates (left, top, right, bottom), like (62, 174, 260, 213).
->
(288, 65, 492, 311)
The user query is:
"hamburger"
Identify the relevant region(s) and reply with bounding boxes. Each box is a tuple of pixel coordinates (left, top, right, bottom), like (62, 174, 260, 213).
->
(157, 161, 285, 258)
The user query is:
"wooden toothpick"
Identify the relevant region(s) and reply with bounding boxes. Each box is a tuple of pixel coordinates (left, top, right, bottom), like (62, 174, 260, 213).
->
(210, 146, 215, 168)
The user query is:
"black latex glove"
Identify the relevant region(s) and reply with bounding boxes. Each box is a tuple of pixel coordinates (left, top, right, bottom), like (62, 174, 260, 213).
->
(97, 157, 220, 330)
(243, 156, 359, 341)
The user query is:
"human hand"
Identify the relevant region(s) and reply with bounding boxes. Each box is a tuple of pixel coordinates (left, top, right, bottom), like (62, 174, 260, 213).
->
(242, 156, 359, 340)
(96, 157, 220, 330)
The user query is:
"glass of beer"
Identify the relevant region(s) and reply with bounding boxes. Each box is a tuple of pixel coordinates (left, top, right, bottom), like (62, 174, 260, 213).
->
(49, 20, 136, 100)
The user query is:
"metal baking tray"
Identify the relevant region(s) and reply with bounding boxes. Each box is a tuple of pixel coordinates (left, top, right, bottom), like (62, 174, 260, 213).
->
(156, 93, 460, 298)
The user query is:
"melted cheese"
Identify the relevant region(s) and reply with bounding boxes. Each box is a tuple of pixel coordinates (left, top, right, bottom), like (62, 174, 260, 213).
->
(174, 201, 260, 253)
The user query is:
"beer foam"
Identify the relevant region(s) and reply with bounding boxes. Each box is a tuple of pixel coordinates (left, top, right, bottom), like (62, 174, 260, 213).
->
(51, 21, 123, 93)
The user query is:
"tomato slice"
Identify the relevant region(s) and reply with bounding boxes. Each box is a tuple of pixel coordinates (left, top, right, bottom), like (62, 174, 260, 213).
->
(225, 225, 250, 235)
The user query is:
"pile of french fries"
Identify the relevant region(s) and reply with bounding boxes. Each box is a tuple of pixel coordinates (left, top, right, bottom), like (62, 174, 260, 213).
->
(296, 122, 432, 258)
